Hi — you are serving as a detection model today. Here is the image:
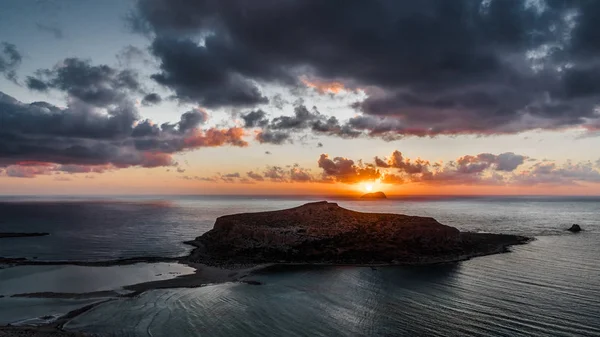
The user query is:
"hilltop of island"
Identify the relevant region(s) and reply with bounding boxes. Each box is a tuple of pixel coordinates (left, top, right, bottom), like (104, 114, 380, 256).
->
(186, 201, 530, 266)
(360, 191, 387, 199)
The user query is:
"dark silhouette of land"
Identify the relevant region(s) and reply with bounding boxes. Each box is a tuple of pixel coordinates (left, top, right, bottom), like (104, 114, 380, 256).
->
(0, 232, 49, 239)
(360, 191, 387, 199)
(187, 201, 531, 266)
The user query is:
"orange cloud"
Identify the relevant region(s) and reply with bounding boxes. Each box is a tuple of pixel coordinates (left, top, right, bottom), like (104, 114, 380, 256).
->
(184, 127, 248, 148)
(300, 76, 347, 94)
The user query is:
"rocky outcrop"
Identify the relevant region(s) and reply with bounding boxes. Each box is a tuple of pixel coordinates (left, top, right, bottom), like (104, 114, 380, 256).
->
(187, 201, 530, 266)
(567, 224, 582, 233)
(360, 191, 387, 199)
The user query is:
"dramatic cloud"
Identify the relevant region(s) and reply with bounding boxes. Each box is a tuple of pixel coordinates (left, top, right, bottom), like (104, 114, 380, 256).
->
(243, 104, 361, 142)
(178, 150, 600, 188)
(0, 42, 21, 83)
(141, 93, 162, 106)
(0, 91, 247, 177)
(375, 151, 431, 174)
(131, 0, 600, 137)
(26, 58, 142, 107)
(241, 109, 268, 128)
(270, 105, 319, 130)
(456, 152, 527, 173)
(300, 77, 347, 95)
(317, 154, 381, 183)
(369, 150, 527, 185)
(514, 161, 600, 186)
(255, 130, 290, 145)
(178, 108, 209, 131)
(317, 150, 600, 187)
(149, 38, 269, 107)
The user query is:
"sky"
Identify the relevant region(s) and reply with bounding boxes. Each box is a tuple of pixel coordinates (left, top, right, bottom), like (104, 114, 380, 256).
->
(1, 0, 600, 196)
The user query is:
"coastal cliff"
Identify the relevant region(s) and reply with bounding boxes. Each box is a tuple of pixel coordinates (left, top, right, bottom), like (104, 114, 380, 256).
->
(187, 201, 530, 265)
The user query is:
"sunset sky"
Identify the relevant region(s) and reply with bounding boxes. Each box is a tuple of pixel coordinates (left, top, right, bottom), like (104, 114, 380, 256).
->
(2, 0, 600, 196)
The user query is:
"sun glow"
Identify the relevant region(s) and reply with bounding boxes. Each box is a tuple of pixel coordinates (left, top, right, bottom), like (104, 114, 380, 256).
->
(364, 183, 374, 192)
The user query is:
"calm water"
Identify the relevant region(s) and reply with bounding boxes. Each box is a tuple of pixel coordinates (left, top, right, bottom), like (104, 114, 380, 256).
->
(1, 196, 599, 336)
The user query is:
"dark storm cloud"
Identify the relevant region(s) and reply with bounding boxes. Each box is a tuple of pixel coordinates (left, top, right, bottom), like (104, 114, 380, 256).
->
(241, 109, 268, 128)
(149, 37, 269, 108)
(244, 105, 361, 142)
(455, 152, 527, 173)
(26, 58, 142, 107)
(25, 77, 49, 91)
(35, 23, 64, 39)
(0, 91, 247, 177)
(255, 130, 290, 145)
(141, 93, 162, 106)
(0, 42, 22, 84)
(178, 109, 208, 131)
(270, 105, 318, 130)
(131, 0, 600, 136)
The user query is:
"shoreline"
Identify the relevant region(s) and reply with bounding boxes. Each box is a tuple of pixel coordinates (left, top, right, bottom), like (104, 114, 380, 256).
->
(0, 212, 534, 336)
(0, 237, 533, 335)
(0, 232, 49, 239)
(0, 256, 181, 267)
(1, 233, 534, 270)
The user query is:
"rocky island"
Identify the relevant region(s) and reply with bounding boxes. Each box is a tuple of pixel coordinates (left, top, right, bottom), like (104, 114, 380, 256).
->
(360, 191, 387, 199)
(186, 201, 530, 266)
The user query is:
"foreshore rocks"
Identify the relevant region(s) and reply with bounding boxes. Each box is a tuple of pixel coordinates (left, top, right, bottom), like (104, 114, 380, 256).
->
(187, 201, 530, 266)
(568, 224, 582, 233)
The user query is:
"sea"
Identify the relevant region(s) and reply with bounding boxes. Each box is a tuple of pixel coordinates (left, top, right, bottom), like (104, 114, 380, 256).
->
(0, 195, 599, 336)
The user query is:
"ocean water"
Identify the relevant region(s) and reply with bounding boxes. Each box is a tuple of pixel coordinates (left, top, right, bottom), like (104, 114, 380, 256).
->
(0, 263, 194, 296)
(1, 195, 600, 336)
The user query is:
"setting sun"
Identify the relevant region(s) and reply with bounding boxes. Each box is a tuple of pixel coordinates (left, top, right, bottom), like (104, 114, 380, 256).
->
(364, 183, 373, 192)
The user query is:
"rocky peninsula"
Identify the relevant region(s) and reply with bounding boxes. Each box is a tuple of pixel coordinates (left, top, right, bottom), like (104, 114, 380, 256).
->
(187, 201, 530, 266)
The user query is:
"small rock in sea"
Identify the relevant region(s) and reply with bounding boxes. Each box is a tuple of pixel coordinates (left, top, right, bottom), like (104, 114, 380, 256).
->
(567, 224, 582, 233)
